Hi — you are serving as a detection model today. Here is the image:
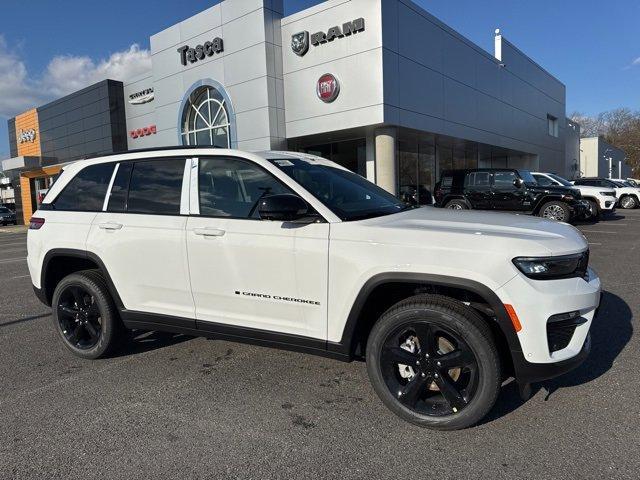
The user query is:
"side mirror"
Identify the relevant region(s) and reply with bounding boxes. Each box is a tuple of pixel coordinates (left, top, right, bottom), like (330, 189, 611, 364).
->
(514, 178, 524, 188)
(258, 194, 309, 221)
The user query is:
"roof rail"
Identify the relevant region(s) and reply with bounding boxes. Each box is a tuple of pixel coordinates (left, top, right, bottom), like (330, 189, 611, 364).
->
(82, 145, 224, 161)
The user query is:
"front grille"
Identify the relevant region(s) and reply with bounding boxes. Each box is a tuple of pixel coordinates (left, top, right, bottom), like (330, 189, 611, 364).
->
(547, 312, 588, 353)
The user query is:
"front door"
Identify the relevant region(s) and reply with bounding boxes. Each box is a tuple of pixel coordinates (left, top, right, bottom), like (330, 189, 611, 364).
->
(490, 170, 525, 211)
(186, 156, 329, 340)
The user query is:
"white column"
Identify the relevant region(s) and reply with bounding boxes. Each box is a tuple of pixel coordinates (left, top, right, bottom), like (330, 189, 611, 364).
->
(365, 130, 376, 182)
(375, 127, 397, 195)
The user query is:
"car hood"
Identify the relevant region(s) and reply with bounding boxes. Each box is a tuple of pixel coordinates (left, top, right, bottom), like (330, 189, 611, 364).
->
(573, 185, 615, 195)
(343, 207, 588, 257)
(526, 183, 581, 198)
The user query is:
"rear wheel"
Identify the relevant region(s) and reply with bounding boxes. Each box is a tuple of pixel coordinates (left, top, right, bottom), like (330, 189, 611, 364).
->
(366, 294, 501, 430)
(52, 270, 123, 359)
(444, 199, 469, 210)
(539, 201, 571, 222)
(620, 195, 638, 209)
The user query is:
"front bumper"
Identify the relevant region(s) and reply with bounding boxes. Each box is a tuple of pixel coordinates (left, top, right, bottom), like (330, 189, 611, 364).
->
(496, 267, 601, 383)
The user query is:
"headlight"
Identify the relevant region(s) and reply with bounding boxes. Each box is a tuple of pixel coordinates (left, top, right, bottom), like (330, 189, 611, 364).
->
(512, 251, 589, 280)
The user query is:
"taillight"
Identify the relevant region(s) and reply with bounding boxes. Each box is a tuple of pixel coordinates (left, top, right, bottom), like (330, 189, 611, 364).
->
(29, 217, 45, 230)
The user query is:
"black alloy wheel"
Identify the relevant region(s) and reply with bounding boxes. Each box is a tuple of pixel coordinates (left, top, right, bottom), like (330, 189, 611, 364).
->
(51, 270, 123, 359)
(380, 321, 478, 417)
(57, 285, 103, 349)
(366, 294, 500, 430)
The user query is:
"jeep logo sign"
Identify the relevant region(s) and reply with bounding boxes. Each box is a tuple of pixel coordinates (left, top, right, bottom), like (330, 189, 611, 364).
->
(317, 74, 340, 103)
(177, 38, 223, 66)
(18, 129, 36, 143)
(292, 18, 365, 57)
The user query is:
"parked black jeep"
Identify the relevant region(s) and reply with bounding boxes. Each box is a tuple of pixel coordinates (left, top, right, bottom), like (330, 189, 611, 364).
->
(434, 168, 588, 223)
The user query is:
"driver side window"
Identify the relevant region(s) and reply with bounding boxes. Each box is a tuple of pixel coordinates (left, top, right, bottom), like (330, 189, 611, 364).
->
(198, 157, 291, 218)
(534, 175, 555, 187)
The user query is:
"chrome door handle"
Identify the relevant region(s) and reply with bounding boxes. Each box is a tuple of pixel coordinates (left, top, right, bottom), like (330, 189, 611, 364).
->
(193, 227, 225, 237)
(98, 222, 123, 230)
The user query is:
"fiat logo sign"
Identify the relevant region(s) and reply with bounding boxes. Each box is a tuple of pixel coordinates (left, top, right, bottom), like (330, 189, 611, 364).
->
(316, 74, 340, 103)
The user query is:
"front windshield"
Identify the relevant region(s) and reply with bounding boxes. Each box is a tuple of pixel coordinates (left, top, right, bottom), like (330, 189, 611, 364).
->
(269, 158, 410, 221)
(547, 173, 573, 187)
(517, 170, 536, 184)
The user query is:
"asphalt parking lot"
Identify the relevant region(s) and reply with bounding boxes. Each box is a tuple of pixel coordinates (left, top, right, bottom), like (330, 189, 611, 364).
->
(1, 213, 639, 480)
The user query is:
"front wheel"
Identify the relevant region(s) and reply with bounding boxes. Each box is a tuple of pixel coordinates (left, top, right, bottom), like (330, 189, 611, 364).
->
(620, 195, 638, 209)
(51, 270, 123, 359)
(366, 294, 501, 430)
(539, 201, 571, 222)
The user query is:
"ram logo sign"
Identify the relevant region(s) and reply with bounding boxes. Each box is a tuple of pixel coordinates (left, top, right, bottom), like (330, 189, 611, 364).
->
(18, 129, 37, 144)
(292, 18, 365, 56)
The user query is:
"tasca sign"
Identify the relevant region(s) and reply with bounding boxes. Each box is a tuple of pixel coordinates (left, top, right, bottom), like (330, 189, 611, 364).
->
(177, 38, 224, 66)
(291, 18, 365, 57)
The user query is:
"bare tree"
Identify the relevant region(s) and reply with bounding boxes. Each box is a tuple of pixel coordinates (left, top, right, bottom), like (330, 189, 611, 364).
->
(570, 109, 640, 177)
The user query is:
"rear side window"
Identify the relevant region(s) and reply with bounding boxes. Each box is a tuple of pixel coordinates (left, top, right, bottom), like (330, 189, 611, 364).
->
(54, 163, 115, 211)
(441, 176, 453, 187)
(466, 172, 490, 187)
(127, 159, 185, 215)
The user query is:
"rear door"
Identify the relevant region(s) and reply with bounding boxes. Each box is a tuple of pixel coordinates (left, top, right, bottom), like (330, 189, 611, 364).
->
(490, 170, 525, 211)
(464, 171, 492, 208)
(87, 157, 194, 321)
(185, 156, 330, 340)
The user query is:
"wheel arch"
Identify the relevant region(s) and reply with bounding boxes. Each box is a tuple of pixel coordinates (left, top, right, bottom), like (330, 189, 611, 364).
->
(532, 195, 563, 214)
(330, 273, 522, 376)
(40, 249, 124, 310)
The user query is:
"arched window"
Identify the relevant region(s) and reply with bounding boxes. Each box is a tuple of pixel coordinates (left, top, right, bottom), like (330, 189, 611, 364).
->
(180, 86, 230, 147)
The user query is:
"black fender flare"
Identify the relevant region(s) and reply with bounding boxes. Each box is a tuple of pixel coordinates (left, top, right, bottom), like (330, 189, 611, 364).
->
(327, 272, 544, 383)
(39, 248, 125, 310)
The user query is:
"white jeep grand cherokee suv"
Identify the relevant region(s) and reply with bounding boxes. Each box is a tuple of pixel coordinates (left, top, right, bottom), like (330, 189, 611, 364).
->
(532, 172, 617, 219)
(28, 148, 601, 430)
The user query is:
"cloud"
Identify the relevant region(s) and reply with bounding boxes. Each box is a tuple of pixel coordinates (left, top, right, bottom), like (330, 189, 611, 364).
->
(42, 45, 151, 98)
(632, 57, 640, 67)
(0, 35, 150, 120)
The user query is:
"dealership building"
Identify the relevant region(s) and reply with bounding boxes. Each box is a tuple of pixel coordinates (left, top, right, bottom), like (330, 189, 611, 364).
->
(5, 0, 583, 223)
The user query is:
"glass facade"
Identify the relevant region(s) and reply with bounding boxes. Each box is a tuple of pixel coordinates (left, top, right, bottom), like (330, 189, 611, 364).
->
(38, 80, 127, 166)
(299, 138, 367, 177)
(398, 129, 478, 205)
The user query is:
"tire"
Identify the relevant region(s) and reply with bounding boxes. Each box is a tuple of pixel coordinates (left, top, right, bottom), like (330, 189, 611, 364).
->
(51, 270, 123, 359)
(366, 294, 501, 430)
(444, 199, 469, 210)
(620, 195, 638, 209)
(585, 200, 600, 220)
(538, 201, 571, 222)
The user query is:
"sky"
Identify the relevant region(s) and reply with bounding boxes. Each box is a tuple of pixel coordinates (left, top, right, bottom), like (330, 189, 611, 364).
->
(1, 0, 638, 159)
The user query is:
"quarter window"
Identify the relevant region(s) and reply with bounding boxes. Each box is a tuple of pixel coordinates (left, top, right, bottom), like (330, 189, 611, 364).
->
(127, 159, 185, 215)
(54, 163, 115, 211)
(198, 157, 290, 218)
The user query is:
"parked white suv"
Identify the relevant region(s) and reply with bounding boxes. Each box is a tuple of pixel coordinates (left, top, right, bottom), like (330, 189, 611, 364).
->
(27, 148, 601, 430)
(573, 177, 640, 209)
(532, 172, 617, 219)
